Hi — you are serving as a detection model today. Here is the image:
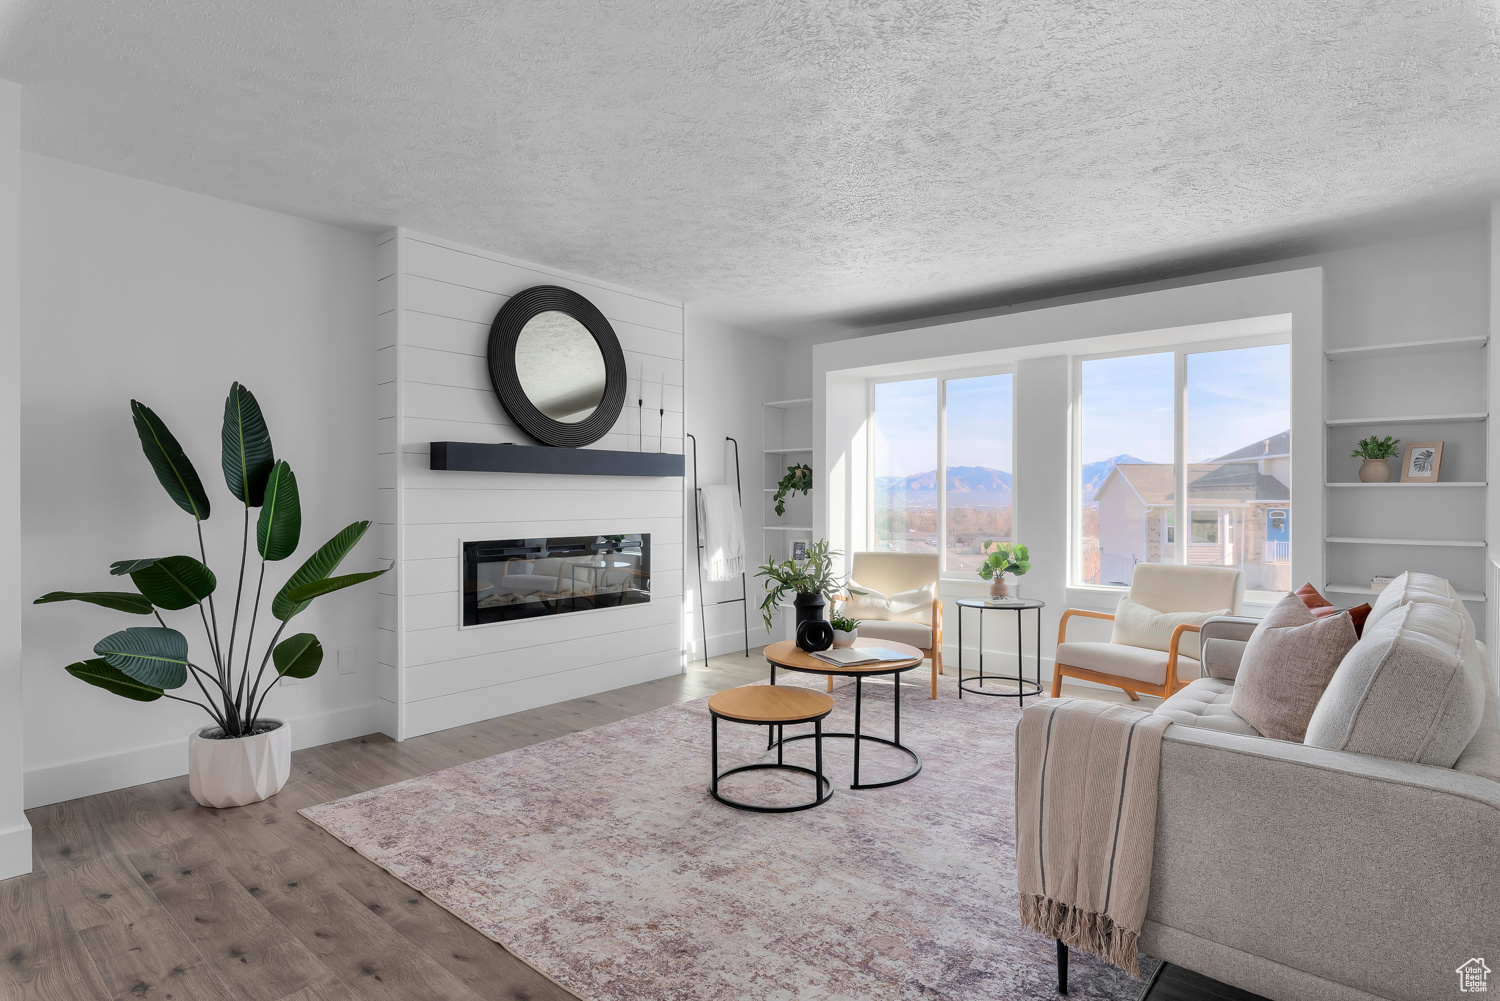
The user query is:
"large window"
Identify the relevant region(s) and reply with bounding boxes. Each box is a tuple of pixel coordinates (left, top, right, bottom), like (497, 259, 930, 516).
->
(872, 372, 1014, 572)
(1077, 341, 1291, 591)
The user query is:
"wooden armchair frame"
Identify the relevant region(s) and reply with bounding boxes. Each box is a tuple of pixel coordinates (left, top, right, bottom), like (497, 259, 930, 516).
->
(826, 595, 944, 699)
(1049, 608, 1200, 701)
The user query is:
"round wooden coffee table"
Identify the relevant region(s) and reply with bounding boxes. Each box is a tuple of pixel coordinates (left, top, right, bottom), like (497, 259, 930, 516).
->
(707, 685, 834, 813)
(762, 639, 924, 790)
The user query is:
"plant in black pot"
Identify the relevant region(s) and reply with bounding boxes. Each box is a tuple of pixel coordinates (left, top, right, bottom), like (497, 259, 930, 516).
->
(755, 539, 857, 651)
(33, 383, 390, 809)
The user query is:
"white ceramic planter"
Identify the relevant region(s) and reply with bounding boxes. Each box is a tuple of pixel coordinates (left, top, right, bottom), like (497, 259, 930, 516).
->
(188, 719, 291, 808)
(832, 628, 857, 647)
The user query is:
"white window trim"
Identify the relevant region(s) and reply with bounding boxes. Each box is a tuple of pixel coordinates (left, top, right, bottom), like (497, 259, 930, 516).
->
(867, 364, 1017, 580)
(1070, 330, 1291, 603)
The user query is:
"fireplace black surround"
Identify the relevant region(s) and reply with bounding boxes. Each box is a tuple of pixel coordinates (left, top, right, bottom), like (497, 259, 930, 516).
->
(462, 534, 650, 626)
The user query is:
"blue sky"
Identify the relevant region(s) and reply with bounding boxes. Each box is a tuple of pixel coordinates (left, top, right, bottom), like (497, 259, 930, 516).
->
(873, 344, 1290, 476)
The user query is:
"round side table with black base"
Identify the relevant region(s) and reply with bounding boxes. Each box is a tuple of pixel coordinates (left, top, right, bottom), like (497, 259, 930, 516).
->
(708, 685, 834, 813)
(762, 639, 924, 790)
(955, 597, 1046, 703)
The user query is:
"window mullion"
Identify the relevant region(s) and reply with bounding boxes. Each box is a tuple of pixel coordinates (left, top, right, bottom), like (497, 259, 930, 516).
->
(1174, 350, 1188, 567)
(936, 379, 947, 573)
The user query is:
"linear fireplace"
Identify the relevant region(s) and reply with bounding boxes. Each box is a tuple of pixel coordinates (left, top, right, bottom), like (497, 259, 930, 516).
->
(462, 534, 651, 627)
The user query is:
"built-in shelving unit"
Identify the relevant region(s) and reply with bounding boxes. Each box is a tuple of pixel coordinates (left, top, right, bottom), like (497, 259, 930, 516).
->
(762, 397, 814, 564)
(1323, 334, 1488, 627)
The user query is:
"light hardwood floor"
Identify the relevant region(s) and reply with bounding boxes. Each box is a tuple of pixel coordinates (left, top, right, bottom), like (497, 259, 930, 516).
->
(3, 650, 1147, 1001)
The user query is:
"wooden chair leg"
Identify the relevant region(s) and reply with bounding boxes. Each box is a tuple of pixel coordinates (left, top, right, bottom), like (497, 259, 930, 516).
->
(826, 675, 833, 693)
(1050, 667, 1064, 698)
(930, 658, 937, 700)
(1122, 688, 1141, 701)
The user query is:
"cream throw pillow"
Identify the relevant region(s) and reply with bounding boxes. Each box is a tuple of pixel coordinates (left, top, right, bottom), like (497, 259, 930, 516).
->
(842, 580, 936, 625)
(1231, 593, 1358, 742)
(1110, 596, 1226, 661)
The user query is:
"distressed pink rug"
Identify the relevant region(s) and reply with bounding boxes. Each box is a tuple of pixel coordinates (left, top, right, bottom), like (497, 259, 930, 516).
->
(302, 673, 1156, 1000)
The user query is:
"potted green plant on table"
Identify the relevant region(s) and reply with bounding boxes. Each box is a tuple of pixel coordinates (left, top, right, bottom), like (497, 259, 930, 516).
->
(772, 463, 812, 516)
(978, 540, 1030, 599)
(1351, 435, 1400, 482)
(754, 538, 852, 633)
(829, 611, 861, 648)
(35, 383, 389, 809)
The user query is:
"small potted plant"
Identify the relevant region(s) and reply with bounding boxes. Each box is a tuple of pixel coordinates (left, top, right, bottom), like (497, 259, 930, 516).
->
(829, 611, 860, 647)
(772, 463, 812, 516)
(1351, 435, 1400, 482)
(978, 540, 1030, 599)
(755, 538, 853, 633)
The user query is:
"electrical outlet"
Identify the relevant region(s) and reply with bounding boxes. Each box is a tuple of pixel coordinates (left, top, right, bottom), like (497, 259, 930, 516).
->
(338, 647, 357, 675)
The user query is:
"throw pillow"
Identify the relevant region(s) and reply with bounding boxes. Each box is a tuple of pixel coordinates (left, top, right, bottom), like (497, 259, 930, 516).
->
(1230, 593, 1358, 742)
(842, 580, 936, 626)
(1294, 582, 1371, 637)
(1110, 597, 1228, 662)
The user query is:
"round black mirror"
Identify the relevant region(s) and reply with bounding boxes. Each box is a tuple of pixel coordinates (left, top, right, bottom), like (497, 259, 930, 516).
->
(487, 286, 627, 447)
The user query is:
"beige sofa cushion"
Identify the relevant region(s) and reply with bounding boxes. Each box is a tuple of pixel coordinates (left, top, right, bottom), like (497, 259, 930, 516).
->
(855, 619, 932, 650)
(1156, 678, 1262, 736)
(1305, 598, 1487, 768)
(1229, 593, 1357, 742)
(1111, 596, 1226, 661)
(1054, 641, 1201, 686)
(842, 580, 935, 626)
(1365, 570, 1465, 632)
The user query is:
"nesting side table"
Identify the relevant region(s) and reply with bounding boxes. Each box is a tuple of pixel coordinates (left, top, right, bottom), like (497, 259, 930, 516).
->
(954, 597, 1045, 702)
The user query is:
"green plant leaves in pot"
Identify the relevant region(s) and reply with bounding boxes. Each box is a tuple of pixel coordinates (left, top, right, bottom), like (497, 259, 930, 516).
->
(272, 520, 390, 620)
(65, 658, 166, 701)
(93, 626, 189, 690)
(221, 381, 276, 506)
(110, 555, 217, 610)
(34, 590, 154, 614)
(131, 400, 211, 521)
(273, 632, 323, 680)
(257, 461, 301, 561)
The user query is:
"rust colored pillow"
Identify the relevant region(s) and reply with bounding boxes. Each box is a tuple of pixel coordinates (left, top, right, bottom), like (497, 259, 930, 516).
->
(1295, 583, 1370, 637)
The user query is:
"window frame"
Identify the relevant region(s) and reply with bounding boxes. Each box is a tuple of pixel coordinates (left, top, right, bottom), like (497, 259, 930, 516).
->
(867, 364, 1017, 580)
(1070, 331, 1291, 600)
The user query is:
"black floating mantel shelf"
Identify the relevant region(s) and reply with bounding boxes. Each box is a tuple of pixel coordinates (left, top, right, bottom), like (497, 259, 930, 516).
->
(430, 442, 685, 477)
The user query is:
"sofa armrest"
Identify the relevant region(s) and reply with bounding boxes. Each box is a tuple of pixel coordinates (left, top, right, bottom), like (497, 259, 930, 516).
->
(1198, 614, 1259, 681)
(1147, 725, 1500, 1000)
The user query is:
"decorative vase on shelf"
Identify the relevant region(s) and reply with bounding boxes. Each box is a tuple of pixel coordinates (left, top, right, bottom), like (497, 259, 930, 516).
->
(1358, 458, 1392, 483)
(989, 573, 1011, 599)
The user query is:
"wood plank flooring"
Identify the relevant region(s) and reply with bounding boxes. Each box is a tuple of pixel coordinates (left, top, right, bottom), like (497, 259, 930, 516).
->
(4, 651, 1157, 1001)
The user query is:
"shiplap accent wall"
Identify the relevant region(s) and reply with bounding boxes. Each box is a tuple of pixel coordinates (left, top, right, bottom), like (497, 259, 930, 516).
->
(376, 229, 685, 739)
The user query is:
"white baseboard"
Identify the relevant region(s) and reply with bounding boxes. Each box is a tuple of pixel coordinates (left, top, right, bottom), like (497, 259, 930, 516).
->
(23, 700, 383, 809)
(692, 622, 774, 661)
(0, 818, 32, 881)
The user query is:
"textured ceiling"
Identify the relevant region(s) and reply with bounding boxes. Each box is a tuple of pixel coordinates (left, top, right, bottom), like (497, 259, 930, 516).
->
(2, 1, 1500, 334)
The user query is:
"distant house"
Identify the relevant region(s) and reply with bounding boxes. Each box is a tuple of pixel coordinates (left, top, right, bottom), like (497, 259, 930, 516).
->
(1092, 431, 1290, 590)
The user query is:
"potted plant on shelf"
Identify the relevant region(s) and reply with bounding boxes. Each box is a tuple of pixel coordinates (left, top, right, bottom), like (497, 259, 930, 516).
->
(755, 538, 852, 633)
(772, 463, 812, 516)
(1351, 435, 1400, 482)
(34, 383, 389, 809)
(829, 611, 860, 647)
(977, 540, 1030, 599)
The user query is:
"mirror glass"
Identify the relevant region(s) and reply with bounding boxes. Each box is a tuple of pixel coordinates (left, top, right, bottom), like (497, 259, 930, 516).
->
(514, 311, 607, 422)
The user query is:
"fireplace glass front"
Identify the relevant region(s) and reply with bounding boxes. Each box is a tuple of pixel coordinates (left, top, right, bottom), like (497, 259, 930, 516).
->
(462, 534, 650, 626)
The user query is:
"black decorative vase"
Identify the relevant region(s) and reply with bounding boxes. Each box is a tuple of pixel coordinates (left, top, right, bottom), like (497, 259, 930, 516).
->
(792, 591, 826, 631)
(796, 618, 834, 653)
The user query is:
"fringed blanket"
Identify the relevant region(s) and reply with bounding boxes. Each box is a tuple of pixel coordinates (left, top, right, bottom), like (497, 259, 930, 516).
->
(1014, 697, 1172, 977)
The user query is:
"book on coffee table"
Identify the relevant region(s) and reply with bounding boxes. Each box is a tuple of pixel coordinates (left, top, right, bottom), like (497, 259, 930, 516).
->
(811, 646, 913, 667)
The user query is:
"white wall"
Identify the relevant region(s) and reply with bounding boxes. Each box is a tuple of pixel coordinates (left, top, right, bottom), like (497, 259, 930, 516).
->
(378, 231, 686, 739)
(682, 313, 785, 659)
(21, 155, 379, 807)
(0, 81, 30, 877)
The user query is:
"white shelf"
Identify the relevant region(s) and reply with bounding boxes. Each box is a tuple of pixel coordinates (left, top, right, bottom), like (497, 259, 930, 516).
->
(1325, 336, 1487, 360)
(1325, 481, 1486, 488)
(764, 525, 813, 532)
(1325, 413, 1487, 427)
(764, 446, 813, 453)
(1327, 582, 1486, 602)
(1325, 536, 1486, 548)
(763, 398, 813, 409)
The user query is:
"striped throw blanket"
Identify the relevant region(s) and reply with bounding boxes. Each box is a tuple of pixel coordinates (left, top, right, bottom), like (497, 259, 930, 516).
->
(1015, 698, 1172, 977)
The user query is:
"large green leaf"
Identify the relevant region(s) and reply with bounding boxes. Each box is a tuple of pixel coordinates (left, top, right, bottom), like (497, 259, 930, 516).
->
(272, 521, 370, 621)
(131, 400, 211, 521)
(283, 568, 389, 604)
(272, 633, 323, 680)
(256, 461, 301, 561)
(34, 590, 154, 614)
(94, 627, 189, 689)
(111, 556, 217, 611)
(221, 382, 275, 506)
(65, 658, 165, 702)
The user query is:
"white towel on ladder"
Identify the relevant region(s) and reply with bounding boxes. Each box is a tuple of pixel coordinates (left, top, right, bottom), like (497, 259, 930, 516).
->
(698, 484, 745, 583)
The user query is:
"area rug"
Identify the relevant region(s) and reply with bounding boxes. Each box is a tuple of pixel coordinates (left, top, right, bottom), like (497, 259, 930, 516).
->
(301, 673, 1157, 1000)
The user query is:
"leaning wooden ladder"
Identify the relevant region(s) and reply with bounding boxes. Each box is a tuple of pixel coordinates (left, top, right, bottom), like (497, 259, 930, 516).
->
(687, 432, 750, 666)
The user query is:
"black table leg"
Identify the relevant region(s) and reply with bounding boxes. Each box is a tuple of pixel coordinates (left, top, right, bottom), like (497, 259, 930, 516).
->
(958, 604, 964, 699)
(1016, 604, 1024, 706)
(853, 676, 863, 788)
(711, 715, 719, 797)
(979, 609, 985, 687)
(893, 668, 901, 745)
(1035, 606, 1043, 703)
(1057, 939, 1068, 994)
(767, 663, 777, 749)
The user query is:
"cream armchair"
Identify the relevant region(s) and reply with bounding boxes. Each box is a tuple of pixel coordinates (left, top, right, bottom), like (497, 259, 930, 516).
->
(1051, 564, 1244, 701)
(838, 552, 943, 699)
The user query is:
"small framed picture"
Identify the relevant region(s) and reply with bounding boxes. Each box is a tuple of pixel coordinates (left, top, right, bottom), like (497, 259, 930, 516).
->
(790, 540, 807, 561)
(1400, 440, 1443, 483)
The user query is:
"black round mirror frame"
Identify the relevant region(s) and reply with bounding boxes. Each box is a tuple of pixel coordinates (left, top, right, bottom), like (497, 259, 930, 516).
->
(486, 285, 627, 448)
